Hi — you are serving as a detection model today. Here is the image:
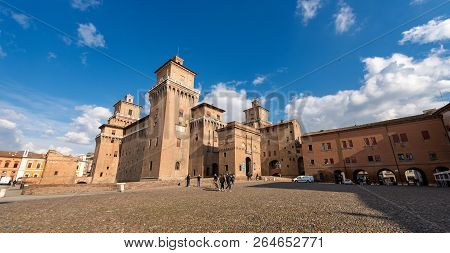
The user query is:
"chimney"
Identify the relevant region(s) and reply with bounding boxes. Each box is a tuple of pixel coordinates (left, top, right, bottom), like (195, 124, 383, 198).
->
(172, 55, 184, 65)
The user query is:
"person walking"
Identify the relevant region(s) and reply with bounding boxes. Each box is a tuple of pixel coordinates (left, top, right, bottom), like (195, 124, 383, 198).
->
(226, 174, 232, 191)
(213, 174, 219, 189)
(219, 174, 225, 191)
(186, 174, 191, 187)
(196, 175, 201, 187)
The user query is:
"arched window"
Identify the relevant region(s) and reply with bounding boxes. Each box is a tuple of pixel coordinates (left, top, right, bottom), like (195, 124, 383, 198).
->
(4, 161, 10, 168)
(175, 161, 180, 170)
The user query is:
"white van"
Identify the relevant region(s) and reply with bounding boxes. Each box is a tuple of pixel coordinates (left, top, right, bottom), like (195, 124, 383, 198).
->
(0, 176, 12, 185)
(292, 176, 314, 183)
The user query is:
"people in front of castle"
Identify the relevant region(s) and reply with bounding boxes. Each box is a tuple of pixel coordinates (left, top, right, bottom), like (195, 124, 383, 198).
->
(219, 174, 225, 191)
(196, 175, 201, 187)
(213, 174, 219, 189)
(247, 171, 252, 181)
(230, 174, 235, 185)
(186, 174, 191, 187)
(226, 174, 232, 191)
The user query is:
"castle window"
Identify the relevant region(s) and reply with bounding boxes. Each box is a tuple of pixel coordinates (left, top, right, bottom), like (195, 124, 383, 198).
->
(107, 166, 109, 170)
(375, 155, 381, 162)
(400, 133, 408, 142)
(177, 138, 181, 147)
(112, 130, 116, 135)
(4, 161, 10, 168)
(37, 163, 41, 169)
(111, 139, 114, 143)
(128, 109, 133, 116)
(99, 172, 103, 177)
(428, 152, 438, 161)
(14, 162, 19, 168)
(175, 161, 180, 170)
(179, 109, 184, 117)
(114, 151, 118, 157)
(308, 145, 313, 151)
(150, 161, 153, 171)
(224, 152, 227, 157)
(54, 171, 58, 176)
(28, 162, 32, 168)
(421, 130, 430, 140)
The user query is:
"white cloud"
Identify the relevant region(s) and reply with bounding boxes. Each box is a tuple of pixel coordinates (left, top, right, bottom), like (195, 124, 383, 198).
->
(0, 87, 101, 155)
(61, 36, 73, 46)
(202, 83, 252, 122)
(59, 105, 111, 145)
(59, 131, 91, 145)
(400, 17, 450, 45)
(334, 1, 356, 34)
(0, 118, 16, 129)
(80, 52, 88, 65)
(54, 146, 73, 155)
(285, 48, 450, 132)
(71, 0, 102, 11)
(11, 12, 30, 29)
(0, 118, 21, 150)
(0, 46, 6, 59)
(411, 0, 427, 5)
(43, 129, 55, 136)
(47, 51, 57, 61)
(252, 75, 267, 85)
(77, 23, 105, 48)
(296, 0, 322, 24)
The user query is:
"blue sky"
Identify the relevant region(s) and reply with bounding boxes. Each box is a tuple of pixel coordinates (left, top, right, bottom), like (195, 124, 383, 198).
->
(0, 0, 449, 155)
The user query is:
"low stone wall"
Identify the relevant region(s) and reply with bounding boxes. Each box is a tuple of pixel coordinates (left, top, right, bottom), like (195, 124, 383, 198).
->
(21, 177, 293, 195)
(22, 183, 116, 195)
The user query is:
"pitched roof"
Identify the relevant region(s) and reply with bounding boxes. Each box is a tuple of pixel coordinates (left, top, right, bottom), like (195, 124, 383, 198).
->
(191, 102, 225, 113)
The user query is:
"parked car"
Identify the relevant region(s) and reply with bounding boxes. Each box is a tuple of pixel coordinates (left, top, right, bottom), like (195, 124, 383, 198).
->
(343, 179, 354, 185)
(293, 176, 314, 183)
(0, 176, 12, 185)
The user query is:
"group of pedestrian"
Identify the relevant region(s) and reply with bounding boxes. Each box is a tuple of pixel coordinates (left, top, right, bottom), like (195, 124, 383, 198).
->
(185, 174, 202, 187)
(185, 173, 235, 191)
(213, 173, 235, 191)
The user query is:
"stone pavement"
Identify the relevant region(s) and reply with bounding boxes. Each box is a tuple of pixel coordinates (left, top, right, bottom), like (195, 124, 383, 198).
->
(1, 181, 449, 233)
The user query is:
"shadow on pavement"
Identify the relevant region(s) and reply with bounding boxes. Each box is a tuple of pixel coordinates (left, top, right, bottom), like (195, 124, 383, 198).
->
(249, 182, 450, 233)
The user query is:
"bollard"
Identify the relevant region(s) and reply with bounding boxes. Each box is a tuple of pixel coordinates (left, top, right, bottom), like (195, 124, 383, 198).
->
(0, 189, 6, 198)
(117, 183, 126, 193)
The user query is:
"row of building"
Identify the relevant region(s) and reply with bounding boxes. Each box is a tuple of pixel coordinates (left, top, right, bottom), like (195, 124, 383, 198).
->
(0, 150, 93, 184)
(1, 56, 449, 187)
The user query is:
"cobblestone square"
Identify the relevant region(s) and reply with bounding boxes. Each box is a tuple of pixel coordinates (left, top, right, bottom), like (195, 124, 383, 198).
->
(1, 182, 449, 233)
